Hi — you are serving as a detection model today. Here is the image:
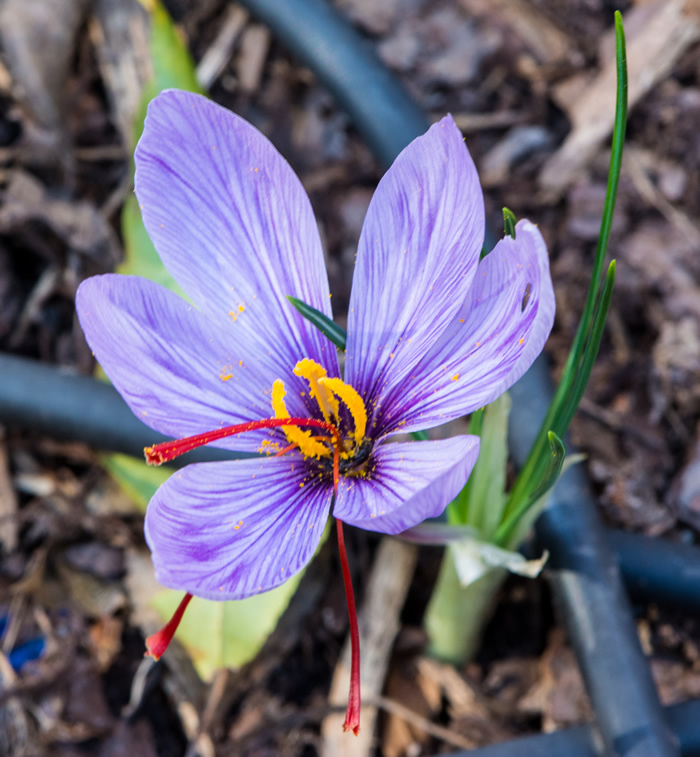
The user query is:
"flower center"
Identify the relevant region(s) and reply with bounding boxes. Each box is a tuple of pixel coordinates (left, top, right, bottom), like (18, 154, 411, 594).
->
(270, 358, 368, 467)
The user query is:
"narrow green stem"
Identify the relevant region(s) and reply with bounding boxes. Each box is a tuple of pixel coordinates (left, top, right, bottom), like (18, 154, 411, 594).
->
(504, 13, 627, 516)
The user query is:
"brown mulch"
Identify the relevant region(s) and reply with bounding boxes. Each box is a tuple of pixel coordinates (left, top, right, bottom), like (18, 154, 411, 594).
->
(2, 0, 700, 755)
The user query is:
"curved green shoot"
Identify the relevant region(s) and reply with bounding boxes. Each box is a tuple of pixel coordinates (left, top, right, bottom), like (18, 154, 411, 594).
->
(503, 11, 627, 516)
(503, 208, 517, 239)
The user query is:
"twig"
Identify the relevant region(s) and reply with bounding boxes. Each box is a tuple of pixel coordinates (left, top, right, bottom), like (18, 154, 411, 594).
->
(367, 694, 476, 751)
(196, 5, 249, 89)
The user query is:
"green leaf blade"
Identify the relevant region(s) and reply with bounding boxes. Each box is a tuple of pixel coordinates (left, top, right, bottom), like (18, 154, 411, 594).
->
(495, 431, 566, 547)
(502, 14, 627, 522)
(286, 296, 347, 350)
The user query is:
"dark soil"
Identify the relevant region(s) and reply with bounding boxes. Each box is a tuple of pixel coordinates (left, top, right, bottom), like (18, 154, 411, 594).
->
(1, 0, 700, 755)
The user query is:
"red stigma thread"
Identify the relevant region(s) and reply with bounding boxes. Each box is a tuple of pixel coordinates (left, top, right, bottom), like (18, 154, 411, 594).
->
(145, 592, 193, 660)
(145, 416, 342, 466)
(336, 519, 361, 735)
(143, 417, 341, 665)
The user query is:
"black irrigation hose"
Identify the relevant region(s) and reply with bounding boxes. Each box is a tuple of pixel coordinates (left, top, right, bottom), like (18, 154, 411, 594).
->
(510, 358, 678, 757)
(609, 530, 700, 612)
(0, 353, 248, 468)
(442, 698, 700, 757)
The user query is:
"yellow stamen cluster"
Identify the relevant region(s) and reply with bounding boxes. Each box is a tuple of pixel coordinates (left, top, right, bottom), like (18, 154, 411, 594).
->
(317, 376, 366, 444)
(293, 359, 339, 422)
(271, 380, 330, 459)
(272, 358, 368, 463)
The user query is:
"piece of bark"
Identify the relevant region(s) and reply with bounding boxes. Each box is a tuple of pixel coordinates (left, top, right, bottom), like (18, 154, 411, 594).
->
(0, 0, 89, 184)
(420, 8, 498, 87)
(0, 171, 121, 267)
(382, 657, 462, 756)
(519, 629, 592, 731)
(480, 125, 553, 187)
(670, 423, 700, 530)
(90, 0, 152, 150)
(320, 537, 418, 757)
(237, 24, 271, 94)
(0, 437, 19, 553)
(335, 0, 402, 36)
(539, 0, 700, 200)
(460, 0, 574, 64)
(624, 145, 700, 247)
(0, 0, 89, 129)
(449, 111, 528, 133)
(0, 654, 41, 757)
(196, 5, 249, 90)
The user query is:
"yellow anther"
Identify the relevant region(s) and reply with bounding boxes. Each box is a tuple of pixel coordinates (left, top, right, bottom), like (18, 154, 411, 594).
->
(319, 376, 367, 444)
(271, 380, 330, 459)
(293, 358, 339, 422)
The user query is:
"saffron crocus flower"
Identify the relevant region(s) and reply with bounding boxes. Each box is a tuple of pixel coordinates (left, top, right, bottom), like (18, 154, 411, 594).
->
(75, 90, 554, 733)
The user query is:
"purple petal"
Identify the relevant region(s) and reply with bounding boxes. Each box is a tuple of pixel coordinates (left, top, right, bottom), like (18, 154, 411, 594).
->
(333, 436, 480, 534)
(145, 456, 332, 600)
(135, 89, 338, 380)
(500, 222, 556, 386)
(76, 274, 316, 453)
(344, 115, 484, 424)
(376, 220, 554, 434)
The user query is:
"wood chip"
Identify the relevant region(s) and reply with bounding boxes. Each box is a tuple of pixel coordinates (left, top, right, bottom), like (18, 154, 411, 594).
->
(624, 144, 700, 246)
(460, 0, 575, 64)
(539, 0, 700, 199)
(237, 24, 271, 95)
(196, 5, 249, 90)
(374, 693, 475, 752)
(0, 438, 18, 552)
(447, 110, 528, 133)
(0, 0, 89, 131)
(90, 0, 152, 150)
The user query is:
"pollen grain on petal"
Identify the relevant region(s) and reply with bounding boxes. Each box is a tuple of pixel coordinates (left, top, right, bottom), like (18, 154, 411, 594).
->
(228, 304, 245, 322)
(258, 439, 281, 455)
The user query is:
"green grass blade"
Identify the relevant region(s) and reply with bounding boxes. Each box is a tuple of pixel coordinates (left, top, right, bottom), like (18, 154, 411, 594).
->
(557, 10, 627, 387)
(557, 262, 616, 431)
(503, 13, 627, 517)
